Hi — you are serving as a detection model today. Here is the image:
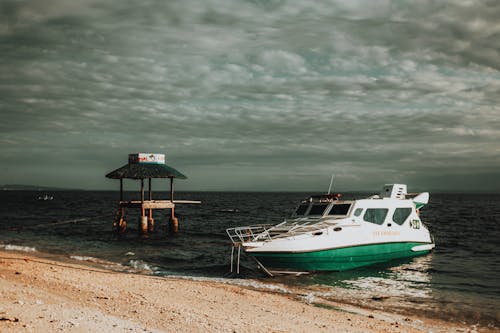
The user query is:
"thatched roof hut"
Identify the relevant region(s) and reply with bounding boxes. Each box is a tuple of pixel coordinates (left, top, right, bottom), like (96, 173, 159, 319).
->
(105, 153, 194, 235)
(105, 153, 186, 180)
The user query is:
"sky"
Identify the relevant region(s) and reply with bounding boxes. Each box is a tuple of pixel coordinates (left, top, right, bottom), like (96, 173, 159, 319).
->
(1, 0, 500, 192)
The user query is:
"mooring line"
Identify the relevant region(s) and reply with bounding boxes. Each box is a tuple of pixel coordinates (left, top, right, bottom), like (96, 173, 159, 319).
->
(5, 214, 115, 231)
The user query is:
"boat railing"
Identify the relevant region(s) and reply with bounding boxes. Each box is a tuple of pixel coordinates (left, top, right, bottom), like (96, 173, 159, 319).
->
(227, 218, 359, 244)
(226, 225, 273, 244)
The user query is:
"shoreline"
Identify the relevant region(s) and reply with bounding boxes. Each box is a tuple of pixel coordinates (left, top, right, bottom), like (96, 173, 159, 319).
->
(0, 249, 492, 332)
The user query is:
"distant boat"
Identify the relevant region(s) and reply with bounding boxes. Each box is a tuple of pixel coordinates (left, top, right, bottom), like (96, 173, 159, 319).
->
(227, 184, 434, 276)
(218, 208, 240, 213)
(38, 194, 54, 201)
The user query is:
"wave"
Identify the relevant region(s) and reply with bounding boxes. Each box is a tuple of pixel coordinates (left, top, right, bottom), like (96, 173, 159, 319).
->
(69, 255, 131, 273)
(157, 274, 292, 294)
(69, 255, 158, 275)
(1, 244, 37, 252)
(70, 255, 101, 262)
(128, 259, 154, 272)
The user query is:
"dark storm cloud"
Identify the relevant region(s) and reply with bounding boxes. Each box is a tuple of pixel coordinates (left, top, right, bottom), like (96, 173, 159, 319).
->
(0, 0, 499, 191)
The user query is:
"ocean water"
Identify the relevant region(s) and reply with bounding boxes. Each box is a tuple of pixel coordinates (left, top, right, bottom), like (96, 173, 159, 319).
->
(0, 190, 499, 329)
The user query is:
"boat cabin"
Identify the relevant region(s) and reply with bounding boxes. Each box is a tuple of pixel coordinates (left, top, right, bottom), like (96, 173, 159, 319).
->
(284, 184, 425, 234)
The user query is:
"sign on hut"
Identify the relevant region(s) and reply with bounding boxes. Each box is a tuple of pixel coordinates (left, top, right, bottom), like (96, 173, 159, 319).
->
(105, 153, 200, 236)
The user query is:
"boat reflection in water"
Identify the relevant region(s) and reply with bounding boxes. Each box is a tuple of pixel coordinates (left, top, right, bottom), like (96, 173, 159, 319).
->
(276, 255, 434, 318)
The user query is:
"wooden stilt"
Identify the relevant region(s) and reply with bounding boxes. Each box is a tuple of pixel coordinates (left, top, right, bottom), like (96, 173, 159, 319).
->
(120, 179, 123, 202)
(169, 177, 179, 233)
(148, 178, 154, 232)
(148, 178, 152, 200)
(169, 177, 174, 205)
(113, 179, 127, 234)
(171, 214, 179, 233)
(148, 209, 154, 232)
(139, 178, 148, 236)
(113, 208, 119, 230)
(113, 206, 127, 233)
(119, 207, 127, 234)
(141, 178, 145, 214)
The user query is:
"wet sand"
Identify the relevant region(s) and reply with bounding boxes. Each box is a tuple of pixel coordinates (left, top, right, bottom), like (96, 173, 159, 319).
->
(0, 250, 486, 332)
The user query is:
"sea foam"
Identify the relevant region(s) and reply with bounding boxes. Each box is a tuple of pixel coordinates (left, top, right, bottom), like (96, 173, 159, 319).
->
(128, 260, 153, 272)
(160, 274, 292, 294)
(2, 244, 37, 252)
(70, 255, 99, 262)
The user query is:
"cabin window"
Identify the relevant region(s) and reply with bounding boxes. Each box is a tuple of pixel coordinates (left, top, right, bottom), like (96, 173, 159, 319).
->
(308, 204, 329, 216)
(295, 204, 309, 216)
(363, 208, 389, 225)
(328, 203, 351, 216)
(353, 208, 363, 217)
(392, 208, 412, 225)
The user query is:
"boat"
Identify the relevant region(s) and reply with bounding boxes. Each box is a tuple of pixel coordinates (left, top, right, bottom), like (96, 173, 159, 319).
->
(37, 194, 54, 201)
(226, 184, 434, 276)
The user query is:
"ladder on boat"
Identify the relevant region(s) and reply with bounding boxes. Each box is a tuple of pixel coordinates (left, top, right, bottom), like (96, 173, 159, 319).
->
(229, 242, 242, 275)
(228, 242, 276, 277)
(226, 225, 272, 276)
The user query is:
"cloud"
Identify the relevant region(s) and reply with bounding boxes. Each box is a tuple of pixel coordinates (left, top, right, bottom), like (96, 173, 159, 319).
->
(0, 0, 499, 191)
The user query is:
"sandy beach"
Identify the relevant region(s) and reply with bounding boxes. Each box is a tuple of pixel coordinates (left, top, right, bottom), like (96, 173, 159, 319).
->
(0, 249, 487, 333)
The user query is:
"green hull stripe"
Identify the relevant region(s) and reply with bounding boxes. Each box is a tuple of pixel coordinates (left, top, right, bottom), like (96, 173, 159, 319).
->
(415, 202, 426, 209)
(251, 242, 431, 271)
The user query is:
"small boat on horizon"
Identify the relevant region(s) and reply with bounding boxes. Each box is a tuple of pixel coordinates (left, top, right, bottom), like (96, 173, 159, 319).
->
(37, 194, 54, 201)
(226, 184, 434, 276)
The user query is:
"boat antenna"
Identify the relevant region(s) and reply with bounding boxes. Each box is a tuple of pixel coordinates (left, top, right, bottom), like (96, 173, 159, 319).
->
(327, 174, 336, 194)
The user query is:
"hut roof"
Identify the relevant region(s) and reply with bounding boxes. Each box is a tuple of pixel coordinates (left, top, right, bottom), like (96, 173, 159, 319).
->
(105, 163, 187, 180)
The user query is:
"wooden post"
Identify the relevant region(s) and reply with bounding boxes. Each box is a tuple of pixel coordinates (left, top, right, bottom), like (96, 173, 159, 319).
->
(141, 178, 145, 208)
(169, 177, 178, 233)
(170, 178, 174, 197)
(148, 178, 154, 232)
(119, 178, 123, 202)
(119, 206, 126, 234)
(115, 179, 126, 234)
(139, 178, 148, 236)
(148, 209, 154, 232)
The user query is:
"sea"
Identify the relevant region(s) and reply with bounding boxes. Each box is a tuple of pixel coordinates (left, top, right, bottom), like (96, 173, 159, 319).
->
(1, 190, 499, 330)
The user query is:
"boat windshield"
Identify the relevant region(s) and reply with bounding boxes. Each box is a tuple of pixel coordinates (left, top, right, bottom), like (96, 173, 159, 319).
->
(308, 203, 329, 216)
(328, 203, 351, 216)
